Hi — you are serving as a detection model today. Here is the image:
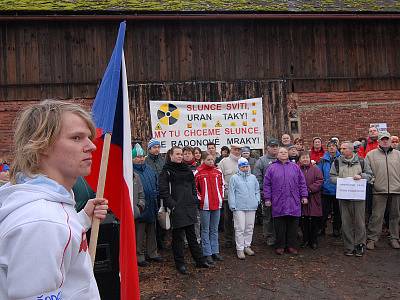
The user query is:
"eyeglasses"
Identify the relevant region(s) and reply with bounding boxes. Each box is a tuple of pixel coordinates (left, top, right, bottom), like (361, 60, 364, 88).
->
(339, 148, 347, 150)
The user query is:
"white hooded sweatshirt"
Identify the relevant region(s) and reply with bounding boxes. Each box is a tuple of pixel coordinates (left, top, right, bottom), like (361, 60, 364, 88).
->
(0, 175, 100, 300)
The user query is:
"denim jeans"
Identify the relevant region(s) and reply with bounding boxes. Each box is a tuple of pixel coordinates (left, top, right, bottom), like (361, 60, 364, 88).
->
(200, 209, 221, 256)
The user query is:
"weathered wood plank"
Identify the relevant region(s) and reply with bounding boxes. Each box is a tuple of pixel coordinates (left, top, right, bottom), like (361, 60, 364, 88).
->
(1, 20, 400, 100)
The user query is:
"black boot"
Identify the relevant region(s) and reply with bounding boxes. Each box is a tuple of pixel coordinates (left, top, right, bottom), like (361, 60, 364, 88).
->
(212, 253, 224, 261)
(137, 260, 150, 267)
(177, 264, 189, 275)
(195, 261, 213, 268)
(332, 228, 341, 237)
(205, 256, 215, 265)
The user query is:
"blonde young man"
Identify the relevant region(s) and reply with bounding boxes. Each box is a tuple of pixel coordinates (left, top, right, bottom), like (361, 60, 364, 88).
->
(0, 100, 108, 299)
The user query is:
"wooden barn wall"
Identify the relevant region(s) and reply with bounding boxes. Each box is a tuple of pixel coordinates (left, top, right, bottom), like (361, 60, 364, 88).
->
(1, 19, 400, 101)
(128, 80, 288, 145)
(0, 80, 287, 156)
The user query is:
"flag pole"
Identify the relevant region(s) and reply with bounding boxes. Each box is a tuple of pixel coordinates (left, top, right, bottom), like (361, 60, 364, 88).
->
(89, 132, 112, 266)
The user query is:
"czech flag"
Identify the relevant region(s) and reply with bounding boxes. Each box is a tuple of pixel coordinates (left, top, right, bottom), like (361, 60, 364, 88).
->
(85, 21, 140, 300)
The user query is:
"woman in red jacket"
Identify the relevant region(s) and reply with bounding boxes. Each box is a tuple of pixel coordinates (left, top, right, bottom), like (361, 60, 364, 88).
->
(195, 153, 224, 264)
(310, 137, 325, 164)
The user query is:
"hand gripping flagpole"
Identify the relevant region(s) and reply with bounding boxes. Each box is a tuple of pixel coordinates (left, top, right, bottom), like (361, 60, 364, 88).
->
(89, 133, 112, 266)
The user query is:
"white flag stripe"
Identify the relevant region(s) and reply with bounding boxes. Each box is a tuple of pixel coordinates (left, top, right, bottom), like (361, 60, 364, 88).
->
(121, 51, 134, 210)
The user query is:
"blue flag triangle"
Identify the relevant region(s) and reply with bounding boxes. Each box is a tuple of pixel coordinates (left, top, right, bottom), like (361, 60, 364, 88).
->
(92, 21, 126, 134)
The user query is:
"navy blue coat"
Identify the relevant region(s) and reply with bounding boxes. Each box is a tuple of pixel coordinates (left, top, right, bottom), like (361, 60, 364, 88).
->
(133, 163, 159, 223)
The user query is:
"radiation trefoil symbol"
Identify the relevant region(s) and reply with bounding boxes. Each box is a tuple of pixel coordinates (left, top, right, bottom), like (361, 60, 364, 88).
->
(157, 103, 180, 126)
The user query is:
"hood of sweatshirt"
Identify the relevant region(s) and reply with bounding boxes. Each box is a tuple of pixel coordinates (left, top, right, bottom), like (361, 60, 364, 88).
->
(237, 169, 251, 177)
(0, 173, 74, 223)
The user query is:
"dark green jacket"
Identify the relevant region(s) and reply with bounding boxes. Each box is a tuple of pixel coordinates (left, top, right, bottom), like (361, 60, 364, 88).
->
(73, 177, 96, 212)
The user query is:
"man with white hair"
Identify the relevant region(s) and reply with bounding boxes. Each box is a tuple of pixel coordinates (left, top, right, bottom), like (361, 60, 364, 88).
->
(218, 143, 242, 248)
(330, 141, 372, 256)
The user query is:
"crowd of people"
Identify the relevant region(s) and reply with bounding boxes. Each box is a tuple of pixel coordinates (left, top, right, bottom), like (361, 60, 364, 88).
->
(1, 101, 400, 282)
(132, 128, 400, 274)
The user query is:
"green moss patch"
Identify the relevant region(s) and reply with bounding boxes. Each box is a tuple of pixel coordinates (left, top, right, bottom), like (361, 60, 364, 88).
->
(0, 0, 398, 12)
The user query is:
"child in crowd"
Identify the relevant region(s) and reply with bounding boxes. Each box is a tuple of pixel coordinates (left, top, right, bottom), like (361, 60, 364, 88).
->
(228, 158, 260, 259)
(195, 153, 224, 264)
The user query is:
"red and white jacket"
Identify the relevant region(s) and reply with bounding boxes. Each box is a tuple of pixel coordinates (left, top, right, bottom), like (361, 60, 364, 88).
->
(194, 164, 224, 210)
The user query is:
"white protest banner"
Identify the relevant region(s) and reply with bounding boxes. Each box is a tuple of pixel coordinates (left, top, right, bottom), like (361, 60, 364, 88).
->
(149, 98, 264, 153)
(336, 178, 367, 200)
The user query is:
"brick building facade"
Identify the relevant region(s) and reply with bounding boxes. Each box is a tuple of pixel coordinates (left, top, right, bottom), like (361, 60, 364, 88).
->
(2, 90, 399, 160)
(1, 6, 400, 159)
(0, 99, 93, 160)
(289, 90, 400, 148)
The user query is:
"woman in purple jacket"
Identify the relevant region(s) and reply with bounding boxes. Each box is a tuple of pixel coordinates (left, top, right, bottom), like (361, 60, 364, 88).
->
(264, 147, 308, 255)
(298, 151, 324, 249)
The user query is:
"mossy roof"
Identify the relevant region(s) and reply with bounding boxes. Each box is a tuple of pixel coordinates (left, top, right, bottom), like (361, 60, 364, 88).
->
(1, 0, 400, 12)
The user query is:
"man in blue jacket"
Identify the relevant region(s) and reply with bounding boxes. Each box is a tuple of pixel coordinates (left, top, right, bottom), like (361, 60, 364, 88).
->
(318, 140, 341, 237)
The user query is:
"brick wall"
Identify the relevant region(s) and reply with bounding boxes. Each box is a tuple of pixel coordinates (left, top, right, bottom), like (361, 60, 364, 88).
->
(0, 99, 93, 161)
(289, 90, 400, 149)
(1, 90, 400, 160)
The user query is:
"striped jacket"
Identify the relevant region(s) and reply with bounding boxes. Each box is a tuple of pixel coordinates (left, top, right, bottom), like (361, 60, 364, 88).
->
(195, 163, 224, 210)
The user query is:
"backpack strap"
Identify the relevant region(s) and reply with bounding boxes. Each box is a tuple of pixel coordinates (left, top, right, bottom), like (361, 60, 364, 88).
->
(359, 157, 365, 172)
(334, 158, 340, 174)
(166, 171, 172, 194)
(334, 157, 365, 174)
